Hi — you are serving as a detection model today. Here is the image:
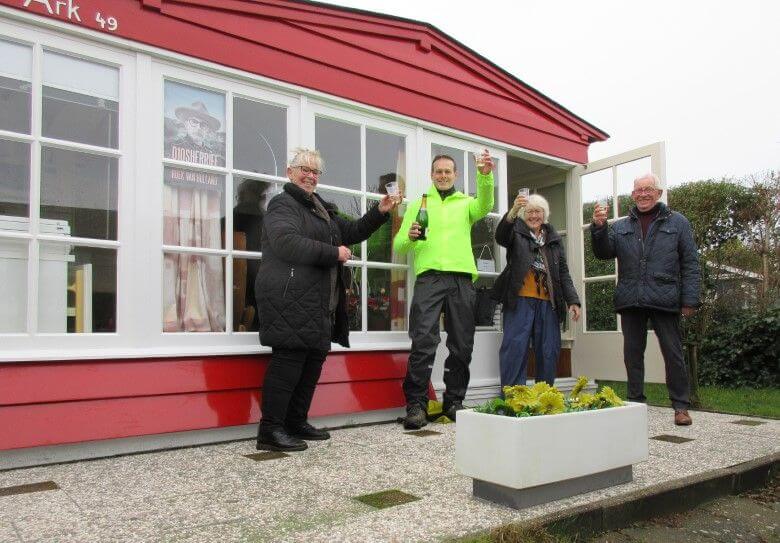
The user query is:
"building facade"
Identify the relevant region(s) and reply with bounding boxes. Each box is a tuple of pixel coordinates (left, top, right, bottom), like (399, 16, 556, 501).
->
(0, 0, 669, 468)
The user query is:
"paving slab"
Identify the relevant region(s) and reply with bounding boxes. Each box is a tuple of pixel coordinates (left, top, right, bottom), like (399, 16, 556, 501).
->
(0, 407, 777, 542)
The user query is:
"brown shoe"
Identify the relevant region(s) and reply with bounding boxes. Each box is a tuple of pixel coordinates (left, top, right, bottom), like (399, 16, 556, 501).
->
(674, 410, 692, 426)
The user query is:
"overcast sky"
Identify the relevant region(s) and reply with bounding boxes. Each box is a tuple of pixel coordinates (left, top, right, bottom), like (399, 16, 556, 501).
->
(326, 0, 779, 185)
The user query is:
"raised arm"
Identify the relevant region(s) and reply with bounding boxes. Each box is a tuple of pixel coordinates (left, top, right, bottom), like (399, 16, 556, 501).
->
(468, 171, 495, 224)
(334, 203, 389, 246)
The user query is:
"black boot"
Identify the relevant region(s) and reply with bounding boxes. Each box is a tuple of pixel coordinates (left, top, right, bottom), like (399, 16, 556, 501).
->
(404, 404, 428, 430)
(287, 421, 330, 441)
(443, 401, 465, 421)
(257, 427, 308, 451)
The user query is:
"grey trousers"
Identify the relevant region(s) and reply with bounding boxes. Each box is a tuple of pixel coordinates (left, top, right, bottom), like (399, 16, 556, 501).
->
(403, 272, 476, 410)
(620, 308, 690, 410)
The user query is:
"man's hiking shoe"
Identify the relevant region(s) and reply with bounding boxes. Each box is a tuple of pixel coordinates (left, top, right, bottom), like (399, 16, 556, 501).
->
(403, 404, 428, 430)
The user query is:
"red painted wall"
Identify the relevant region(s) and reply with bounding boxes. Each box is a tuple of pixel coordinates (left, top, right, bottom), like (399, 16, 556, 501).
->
(0, 352, 411, 450)
(0, 0, 607, 162)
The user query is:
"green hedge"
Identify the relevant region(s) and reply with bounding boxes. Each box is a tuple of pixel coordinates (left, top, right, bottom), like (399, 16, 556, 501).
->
(698, 307, 780, 388)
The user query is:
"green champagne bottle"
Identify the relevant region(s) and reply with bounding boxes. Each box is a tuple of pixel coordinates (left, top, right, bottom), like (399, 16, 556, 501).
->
(416, 194, 428, 241)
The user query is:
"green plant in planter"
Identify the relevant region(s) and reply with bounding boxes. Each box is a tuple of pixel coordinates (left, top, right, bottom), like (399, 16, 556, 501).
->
(474, 376, 624, 418)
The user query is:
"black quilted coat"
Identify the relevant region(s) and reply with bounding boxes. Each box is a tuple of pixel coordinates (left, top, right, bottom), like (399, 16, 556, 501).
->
(492, 216, 580, 323)
(256, 183, 388, 351)
(590, 203, 700, 313)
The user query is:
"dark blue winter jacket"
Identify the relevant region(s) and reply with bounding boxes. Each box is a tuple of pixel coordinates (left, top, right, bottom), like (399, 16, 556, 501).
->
(590, 203, 700, 313)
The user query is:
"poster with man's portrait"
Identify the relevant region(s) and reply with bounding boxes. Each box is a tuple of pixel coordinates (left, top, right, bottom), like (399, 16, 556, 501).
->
(164, 81, 226, 168)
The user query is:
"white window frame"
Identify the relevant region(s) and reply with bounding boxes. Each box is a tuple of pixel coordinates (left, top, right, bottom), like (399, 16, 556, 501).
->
(574, 143, 666, 334)
(0, 21, 136, 360)
(141, 61, 301, 351)
(306, 102, 416, 345)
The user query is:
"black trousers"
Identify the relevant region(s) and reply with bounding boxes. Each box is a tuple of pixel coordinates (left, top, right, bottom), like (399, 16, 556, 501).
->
(403, 272, 476, 410)
(620, 308, 690, 410)
(259, 347, 329, 431)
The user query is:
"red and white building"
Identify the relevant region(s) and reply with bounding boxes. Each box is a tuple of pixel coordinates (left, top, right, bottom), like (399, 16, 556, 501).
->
(0, 0, 668, 469)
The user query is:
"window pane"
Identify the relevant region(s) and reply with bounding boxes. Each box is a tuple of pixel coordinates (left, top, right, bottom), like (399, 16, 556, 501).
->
(346, 264, 361, 331)
(0, 39, 32, 81)
(38, 243, 116, 333)
(475, 275, 501, 329)
(164, 81, 226, 167)
(42, 86, 118, 148)
(233, 177, 277, 253)
(616, 157, 652, 217)
(233, 256, 260, 332)
(315, 117, 360, 190)
(0, 238, 28, 332)
(366, 198, 406, 264)
(233, 98, 286, 177)
(0, 76, 32, 134)
(367, 267, 407, 331)
(366, 129, 405, 194)
(163, 167, 225, 249)
(467, 152, 499, 212)
(537, 183, 566, 232)
(581, 168, 612, 224)
(583, 229, 615, 277)
(163, 252, 225, 332)
(471, 216, 499, 274)
(0, 139, 30, 222)
(431, 144, 464, 193)
(43, 51, 118, 100)
(40, 147, 118, 240)
(317, 188, 362, 259)
(585, 281, 617, 331)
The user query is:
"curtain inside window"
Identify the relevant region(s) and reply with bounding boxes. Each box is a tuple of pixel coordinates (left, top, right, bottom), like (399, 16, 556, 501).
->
(162, 184, 225, 332)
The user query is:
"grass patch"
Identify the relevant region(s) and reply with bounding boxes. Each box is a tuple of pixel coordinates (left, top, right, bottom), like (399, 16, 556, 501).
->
(597, 380, 780, 418)
(447, 524, 574, 543)
(353, 489, 420, 509)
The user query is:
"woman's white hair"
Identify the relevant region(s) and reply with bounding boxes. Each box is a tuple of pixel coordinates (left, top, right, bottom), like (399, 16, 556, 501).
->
(289, 147, 323, 170)
(521, 194, 551, 223)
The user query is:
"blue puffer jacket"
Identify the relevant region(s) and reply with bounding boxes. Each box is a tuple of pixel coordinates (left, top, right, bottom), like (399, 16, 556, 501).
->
(590, 203, 700, 313)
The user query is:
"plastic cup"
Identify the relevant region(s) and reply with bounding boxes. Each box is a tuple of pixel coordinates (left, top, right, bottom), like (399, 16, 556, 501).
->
(385, 181, 399, 196)
(474, 148, 487, 167)
(518, 188, 530, 199)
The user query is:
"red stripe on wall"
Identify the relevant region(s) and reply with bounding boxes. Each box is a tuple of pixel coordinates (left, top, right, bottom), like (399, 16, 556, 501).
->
(0, 352, 411, 451)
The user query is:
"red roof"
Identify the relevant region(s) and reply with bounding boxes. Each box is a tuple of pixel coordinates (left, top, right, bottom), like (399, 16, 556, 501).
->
(3, 0, 608, 162)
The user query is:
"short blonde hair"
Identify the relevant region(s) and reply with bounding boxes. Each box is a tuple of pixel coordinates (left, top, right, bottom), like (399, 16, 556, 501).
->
(289, 147, 323, 170)
(521, 194, 551, 223)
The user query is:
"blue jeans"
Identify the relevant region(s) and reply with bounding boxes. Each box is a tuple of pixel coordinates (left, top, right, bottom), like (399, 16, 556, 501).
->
(499, 297, 560, 387)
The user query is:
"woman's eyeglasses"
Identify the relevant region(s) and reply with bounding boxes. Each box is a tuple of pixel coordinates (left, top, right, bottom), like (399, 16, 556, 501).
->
(294, 165, 322, 176)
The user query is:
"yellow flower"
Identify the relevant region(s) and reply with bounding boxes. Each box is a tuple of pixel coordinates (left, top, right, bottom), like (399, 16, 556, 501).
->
(538, 390, 565, 414)
(597, 386, 624, 407)
(531, 382, 553, 397)
(504, 385, 535, 404)
(571, 392, 595, 409)
(570, 375, 588, 399)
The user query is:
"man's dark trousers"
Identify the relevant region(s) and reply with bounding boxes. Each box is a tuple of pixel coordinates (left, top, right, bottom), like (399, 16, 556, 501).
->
(620, 308, 690, 410)
(403, 271, 476, 410)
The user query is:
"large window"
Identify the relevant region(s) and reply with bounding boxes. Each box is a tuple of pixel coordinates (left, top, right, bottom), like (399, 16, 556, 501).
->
(161, 81, 290, 333)
(580, 156, 652, 332)
(314, 112, 410, 332)
(0, 39, 120, 334)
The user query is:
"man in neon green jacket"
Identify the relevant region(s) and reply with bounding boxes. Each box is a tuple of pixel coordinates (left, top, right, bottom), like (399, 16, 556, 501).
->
(393, 152, 494, 429)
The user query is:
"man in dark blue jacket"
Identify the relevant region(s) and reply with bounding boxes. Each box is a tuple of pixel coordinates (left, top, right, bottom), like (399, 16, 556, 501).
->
(591, 173, 700, 426)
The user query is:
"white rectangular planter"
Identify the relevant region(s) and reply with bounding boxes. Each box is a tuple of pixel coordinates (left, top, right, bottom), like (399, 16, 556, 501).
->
(456, 402, 648, 492)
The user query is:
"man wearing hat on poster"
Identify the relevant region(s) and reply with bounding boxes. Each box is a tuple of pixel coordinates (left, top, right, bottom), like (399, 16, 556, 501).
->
(165, 100, 225, 167)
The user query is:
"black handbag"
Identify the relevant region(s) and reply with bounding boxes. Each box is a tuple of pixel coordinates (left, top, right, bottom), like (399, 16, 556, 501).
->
(474, 286, 498, 326)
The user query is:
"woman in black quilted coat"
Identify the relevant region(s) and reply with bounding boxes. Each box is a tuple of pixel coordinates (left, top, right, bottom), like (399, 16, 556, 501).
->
(255, 148, 399, 452)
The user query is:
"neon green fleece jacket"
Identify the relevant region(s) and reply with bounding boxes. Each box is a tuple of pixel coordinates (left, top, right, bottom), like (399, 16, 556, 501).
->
(393, 171, 494, 281)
